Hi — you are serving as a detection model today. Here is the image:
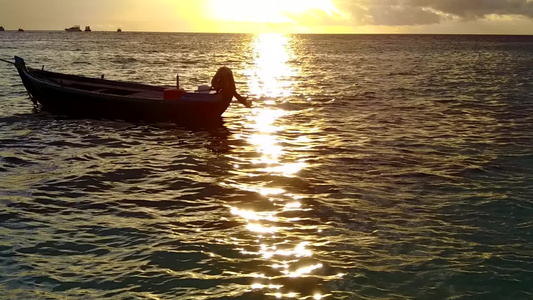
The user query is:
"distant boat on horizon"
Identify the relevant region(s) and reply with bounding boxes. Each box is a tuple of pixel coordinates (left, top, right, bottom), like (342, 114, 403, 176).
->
(18, 28, 24, 32)
(117, 28, 122, 32)
(65, 25, 82, 32)
(84, 26, 91, 32)
(0, 26, 5, 32)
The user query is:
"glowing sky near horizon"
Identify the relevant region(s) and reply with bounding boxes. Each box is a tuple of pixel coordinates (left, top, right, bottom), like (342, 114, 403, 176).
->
(0, 0, 532, 34)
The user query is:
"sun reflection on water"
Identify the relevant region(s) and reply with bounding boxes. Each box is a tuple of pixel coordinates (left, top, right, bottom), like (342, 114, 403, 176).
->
(246, 33, 296, 98)
(224, 33, 325, 299)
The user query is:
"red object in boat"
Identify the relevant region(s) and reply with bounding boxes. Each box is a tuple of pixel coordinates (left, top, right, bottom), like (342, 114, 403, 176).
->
(163, 88, 185, 100)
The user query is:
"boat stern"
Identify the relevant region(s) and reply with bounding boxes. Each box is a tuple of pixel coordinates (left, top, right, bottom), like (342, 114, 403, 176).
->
(14, 56, 24, 65)
(13, 56, 37, 103)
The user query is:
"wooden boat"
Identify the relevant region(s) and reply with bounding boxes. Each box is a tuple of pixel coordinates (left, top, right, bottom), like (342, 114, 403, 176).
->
(11, 56, 235, 123)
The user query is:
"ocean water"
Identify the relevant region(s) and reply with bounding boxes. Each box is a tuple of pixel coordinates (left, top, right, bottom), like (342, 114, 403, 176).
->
(0, 32, 532, 299)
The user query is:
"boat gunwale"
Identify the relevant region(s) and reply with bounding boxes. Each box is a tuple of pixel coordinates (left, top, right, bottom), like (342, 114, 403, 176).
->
(25, 67, 224, 103)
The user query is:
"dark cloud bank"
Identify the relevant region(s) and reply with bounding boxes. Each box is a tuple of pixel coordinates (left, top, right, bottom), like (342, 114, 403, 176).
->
(335, 0, 533, 26)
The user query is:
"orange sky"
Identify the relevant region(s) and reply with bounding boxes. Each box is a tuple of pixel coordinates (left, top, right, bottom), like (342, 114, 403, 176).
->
(0, 0, 533, 34)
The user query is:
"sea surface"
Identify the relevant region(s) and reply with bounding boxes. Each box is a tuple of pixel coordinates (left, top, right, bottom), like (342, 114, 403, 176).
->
(0, 32, 532, 299)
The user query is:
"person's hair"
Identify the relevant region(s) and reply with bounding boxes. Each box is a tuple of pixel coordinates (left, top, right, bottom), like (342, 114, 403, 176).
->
(211, 67, 236, 93)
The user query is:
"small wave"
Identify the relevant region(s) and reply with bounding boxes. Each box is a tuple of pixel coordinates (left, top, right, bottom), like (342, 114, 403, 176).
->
(388, 70, 420, 76)
(0, 156, 36, 166)
(111, 57, 138, 64)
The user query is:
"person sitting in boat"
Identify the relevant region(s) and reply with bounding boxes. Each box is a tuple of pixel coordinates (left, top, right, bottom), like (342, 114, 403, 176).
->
(211, 67, 252, 108)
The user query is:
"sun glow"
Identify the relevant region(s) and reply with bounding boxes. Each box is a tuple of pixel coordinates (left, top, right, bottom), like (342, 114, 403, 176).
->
(208, 0, 340, 24)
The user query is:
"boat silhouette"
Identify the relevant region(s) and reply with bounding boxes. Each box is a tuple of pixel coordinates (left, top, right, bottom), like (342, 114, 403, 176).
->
(84, 26, 91, 32)
(65, 25, 82, 32)
(9, 56, 239, 123)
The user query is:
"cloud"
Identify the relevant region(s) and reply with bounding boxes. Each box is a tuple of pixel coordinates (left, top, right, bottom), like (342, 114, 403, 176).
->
(367, 5, 442, 25)
(332, 0, 533, 26)
(412, 0, 533, 19)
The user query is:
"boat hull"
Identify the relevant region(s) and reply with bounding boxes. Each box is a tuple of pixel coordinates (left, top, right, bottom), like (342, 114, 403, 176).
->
(14, 57, 233, 123)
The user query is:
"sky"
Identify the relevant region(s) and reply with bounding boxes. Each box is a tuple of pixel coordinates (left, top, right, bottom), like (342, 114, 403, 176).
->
(1, 0, 533, 34)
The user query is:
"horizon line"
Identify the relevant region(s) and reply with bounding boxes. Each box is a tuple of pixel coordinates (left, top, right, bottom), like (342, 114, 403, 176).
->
(2, 30, 533, 36)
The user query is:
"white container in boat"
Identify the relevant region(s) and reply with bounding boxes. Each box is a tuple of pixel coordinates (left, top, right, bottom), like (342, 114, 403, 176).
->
(197, 85, 211, 93)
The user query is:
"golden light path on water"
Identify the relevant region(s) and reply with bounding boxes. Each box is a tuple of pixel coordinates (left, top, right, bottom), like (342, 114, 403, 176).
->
(245, 33, 295, 99)
(222, 33, 331, 299)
